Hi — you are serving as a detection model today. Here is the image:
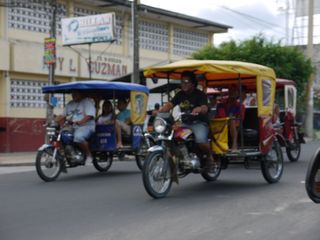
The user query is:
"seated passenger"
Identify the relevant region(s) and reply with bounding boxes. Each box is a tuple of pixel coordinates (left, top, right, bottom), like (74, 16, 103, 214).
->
(215, 85, 245, 152)
(116, 98, 131, 136)
(97, 100, 123, 148)
(272, 102, 280, 124)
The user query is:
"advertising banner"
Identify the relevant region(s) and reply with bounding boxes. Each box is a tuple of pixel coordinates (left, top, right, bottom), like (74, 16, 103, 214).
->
(61, 13, 116, 46)
(44, 38, 56, 64)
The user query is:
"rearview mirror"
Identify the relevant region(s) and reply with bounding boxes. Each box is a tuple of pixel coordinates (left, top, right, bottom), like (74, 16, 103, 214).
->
(306, 147, 320, 203)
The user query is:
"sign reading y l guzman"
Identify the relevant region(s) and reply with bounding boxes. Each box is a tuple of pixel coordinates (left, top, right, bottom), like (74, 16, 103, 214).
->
(61, 13, 115, 46)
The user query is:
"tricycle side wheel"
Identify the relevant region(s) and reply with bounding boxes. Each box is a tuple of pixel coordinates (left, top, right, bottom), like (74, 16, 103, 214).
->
(261, 141, 284, 183)
(135, 136, 155, 170)
(142, 151, 172, 199)
(92, 152, 113, 172)
(201, 159, 222, 182)
(35, 148, 62, 182)
(286, 130, 301, 162)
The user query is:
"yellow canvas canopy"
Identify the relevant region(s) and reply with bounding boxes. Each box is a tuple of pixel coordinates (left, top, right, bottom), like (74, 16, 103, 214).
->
(144, 60, 276, 116)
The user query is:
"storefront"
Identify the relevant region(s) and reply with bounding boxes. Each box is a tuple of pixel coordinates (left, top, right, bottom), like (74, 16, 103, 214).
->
(0, 0, 230, 152)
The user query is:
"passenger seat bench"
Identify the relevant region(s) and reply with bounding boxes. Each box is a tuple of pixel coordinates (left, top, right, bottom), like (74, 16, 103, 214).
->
(241, 107, 259, 146)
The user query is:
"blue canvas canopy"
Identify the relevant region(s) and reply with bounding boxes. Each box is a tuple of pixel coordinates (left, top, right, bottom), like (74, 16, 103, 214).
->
(42, 80, 149, 99)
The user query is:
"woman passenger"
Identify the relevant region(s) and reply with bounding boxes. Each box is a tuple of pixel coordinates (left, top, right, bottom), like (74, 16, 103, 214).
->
(97, 100, 123, 148)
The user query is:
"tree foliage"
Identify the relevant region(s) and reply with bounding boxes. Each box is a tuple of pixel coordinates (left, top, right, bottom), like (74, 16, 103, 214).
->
(192, 35, 313, 104)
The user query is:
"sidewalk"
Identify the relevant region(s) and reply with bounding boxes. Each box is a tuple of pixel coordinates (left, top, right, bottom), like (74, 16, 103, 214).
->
(0, 152, 36, 166)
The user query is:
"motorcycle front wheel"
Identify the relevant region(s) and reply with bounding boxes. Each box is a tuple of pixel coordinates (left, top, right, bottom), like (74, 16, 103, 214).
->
(35, 148, 62, 182)
(92, 152, 113, 172)
(142, 151, 172, 199)
(261, 141, 284, 183)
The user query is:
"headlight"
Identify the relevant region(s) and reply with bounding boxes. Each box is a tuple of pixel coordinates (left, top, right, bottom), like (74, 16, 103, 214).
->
(154, 117, 167, 134)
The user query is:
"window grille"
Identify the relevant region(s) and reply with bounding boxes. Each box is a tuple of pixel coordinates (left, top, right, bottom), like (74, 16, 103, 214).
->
(10, 80, 63, 109)
(173, 27, 208, 56)
(7, 0, 66, 35)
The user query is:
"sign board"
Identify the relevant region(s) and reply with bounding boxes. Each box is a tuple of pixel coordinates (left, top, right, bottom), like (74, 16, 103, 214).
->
(44, 38, 56, 64)
(61, 13, 116, 46)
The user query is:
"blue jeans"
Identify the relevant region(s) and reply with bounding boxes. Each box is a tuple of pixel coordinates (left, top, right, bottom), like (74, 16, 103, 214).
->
(182, 121, 209, 144)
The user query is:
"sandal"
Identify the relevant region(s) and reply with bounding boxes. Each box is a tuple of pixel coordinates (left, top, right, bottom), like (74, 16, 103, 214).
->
(117, 143, 124, 148)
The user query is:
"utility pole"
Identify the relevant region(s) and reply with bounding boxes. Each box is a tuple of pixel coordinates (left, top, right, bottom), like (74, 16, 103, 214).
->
(46, 0, 57, 126)
(131, 0, 140, 84)
(305, 0, 314, 138)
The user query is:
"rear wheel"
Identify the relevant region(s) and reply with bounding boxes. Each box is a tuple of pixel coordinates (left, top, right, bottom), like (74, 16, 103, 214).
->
(201, 159, 222, 181)
(142, 151, 172, 199)
(35, 148, 62, 182)
(286, 129, 301, 162)
(92, 152, 113, 172)
(261, 141, 284, 183)
(135, 136, 155, 170)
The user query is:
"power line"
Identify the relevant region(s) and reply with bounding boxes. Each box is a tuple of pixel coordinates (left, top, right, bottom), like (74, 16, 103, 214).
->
(220, 5, 283, 29)
(218, 5, 286, 37)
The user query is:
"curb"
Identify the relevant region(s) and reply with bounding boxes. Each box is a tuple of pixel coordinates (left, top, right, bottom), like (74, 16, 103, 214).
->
(0, 162, 35, 167)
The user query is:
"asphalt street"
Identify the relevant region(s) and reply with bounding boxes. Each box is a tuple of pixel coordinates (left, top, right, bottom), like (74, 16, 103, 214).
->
(0, 141, 320, 240)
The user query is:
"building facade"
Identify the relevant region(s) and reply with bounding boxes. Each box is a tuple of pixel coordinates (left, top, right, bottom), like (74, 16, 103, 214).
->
(0, 0, 230, 152)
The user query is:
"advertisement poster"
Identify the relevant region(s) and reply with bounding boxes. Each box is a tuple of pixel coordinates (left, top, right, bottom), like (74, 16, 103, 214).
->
(61, 13, 116, 46)
(44, 38, 56, 64)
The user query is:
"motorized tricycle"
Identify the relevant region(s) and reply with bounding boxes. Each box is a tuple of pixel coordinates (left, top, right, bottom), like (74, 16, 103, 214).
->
(142, 60, 284, 198)
(306, 147, 320, 203)
(36, 80, 152, 182)
(273, 79, 305, 162)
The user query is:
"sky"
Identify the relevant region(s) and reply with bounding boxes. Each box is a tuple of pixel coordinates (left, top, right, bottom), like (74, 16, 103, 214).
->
(139, 0, 306, 46)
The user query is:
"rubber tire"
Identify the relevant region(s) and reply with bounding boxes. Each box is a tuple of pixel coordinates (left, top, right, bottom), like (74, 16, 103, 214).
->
(135, 136, 155, 170)
(261, 141, 284, 184)
(286, 131, 301, 162)
(142, 151, 172, 199)
(201, 160, 222, 182)
(305, 148, 320, 203)
(35, 148, 62, 182)
(92, 152, 113, 172)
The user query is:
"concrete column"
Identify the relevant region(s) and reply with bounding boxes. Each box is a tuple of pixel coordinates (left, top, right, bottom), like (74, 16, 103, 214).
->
(66, 0, 74, 17)
(122, 13, 129, 57)
(168, 24, 174, 62)
(4, 71, 10, 117)
(0, 4, 8, 39)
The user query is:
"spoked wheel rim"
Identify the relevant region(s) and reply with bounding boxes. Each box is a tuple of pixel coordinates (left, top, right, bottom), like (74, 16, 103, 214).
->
(286, 132, 301, 162)
(261, 141, 283, 183)
(201, 160, 221, 181)
(135, 137, 154, 170)
(266, 148, 282, 178)
(145, 154, 171, 195)
(92, 152, 113, 172)
(36, 150, 61, 181)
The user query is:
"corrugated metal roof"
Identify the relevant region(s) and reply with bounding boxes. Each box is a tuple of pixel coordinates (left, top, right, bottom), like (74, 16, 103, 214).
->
(74, 0, 231, 33)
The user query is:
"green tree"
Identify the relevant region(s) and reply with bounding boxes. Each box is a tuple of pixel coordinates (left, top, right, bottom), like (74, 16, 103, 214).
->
(192, 35, 313, 108)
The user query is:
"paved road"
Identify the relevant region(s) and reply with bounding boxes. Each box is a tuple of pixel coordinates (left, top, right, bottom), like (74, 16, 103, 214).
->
(1, 141, 320, 240)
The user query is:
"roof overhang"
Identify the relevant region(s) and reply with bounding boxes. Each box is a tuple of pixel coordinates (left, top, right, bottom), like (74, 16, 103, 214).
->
(73, 0, 231, 33)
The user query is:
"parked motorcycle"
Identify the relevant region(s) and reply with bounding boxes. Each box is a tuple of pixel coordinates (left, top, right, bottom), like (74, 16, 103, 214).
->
(142, 112, 221, 198)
